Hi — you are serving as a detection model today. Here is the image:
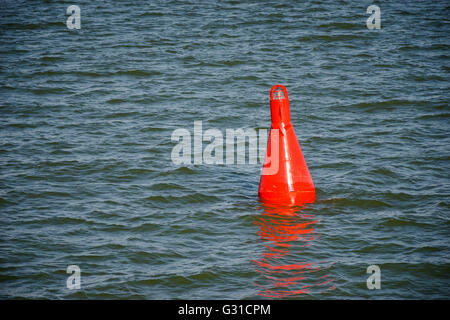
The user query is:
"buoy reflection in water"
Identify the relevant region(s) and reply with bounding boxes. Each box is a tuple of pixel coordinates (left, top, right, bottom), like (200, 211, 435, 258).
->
(252, 204, 335, 298)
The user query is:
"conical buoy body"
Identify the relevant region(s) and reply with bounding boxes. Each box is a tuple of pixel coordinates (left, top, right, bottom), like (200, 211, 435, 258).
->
(258, 85, 316, 206)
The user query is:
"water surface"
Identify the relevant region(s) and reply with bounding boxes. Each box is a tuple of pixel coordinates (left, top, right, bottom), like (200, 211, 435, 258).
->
(0, 0, 449, 299)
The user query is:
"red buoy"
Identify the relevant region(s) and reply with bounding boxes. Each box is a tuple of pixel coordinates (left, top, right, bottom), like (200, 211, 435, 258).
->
(258, 85, 316, 206)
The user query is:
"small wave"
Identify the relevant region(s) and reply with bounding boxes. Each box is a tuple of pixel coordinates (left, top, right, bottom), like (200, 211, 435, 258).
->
(369, 167, 397, 178)
(220, 60, 246, 67)
(36, 160, 79, 167)
(122, 168, 154, 175)
(40, 56, 64, 62)
(106, 98, 127, 104)
(7, 122, 39, 129)
(0, 197, 16, 206)
(92, 243, 127, 251)
(134, 97, 160, 104)
(160, 166, 197, 176)
(148, 182, 189, 191)
(144, 193, 219, 204)
(378, 217, 433, 228)
(129, 274, 193, 287)
(25, 70, 160, 79)
(317, 22, 359, 30)
(115, 69, 162, 77)
(232, 75, 260, 81)
(297, 34, 363, 42)
(139, 127, 166, 133)
(324, 198, 391, 208)
(105, 111, 139, 118)
(415, 112, 450, 120)
(314, 161, 354, 169)
(27, 191, 73, 199)
(126, 250, 183, 263)
(129, 222, 160, 233)
(93, 223, 130, 232)
(31, 87, 68, 95)
(22, 216, 94, 226)
(1, 21, 61, 30)
(335, 99, 429, 113)
(140, 12, 164, 17)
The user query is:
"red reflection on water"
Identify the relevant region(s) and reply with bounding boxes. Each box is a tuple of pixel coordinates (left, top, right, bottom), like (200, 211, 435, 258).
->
(252, 204, 335, 298)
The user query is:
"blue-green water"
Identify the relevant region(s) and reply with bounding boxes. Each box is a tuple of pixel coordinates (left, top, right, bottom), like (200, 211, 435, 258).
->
(0, 0, 449, 299)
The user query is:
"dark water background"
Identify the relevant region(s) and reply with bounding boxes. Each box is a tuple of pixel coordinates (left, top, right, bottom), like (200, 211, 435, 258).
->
(0, 0, 449, 299)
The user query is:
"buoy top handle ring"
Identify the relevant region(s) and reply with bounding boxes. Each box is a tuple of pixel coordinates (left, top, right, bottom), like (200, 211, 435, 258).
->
(270, 84, 289, 101)
(269, 84, 291, 126)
